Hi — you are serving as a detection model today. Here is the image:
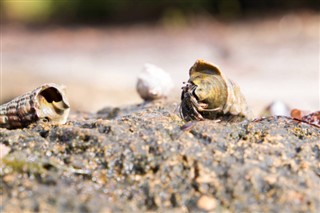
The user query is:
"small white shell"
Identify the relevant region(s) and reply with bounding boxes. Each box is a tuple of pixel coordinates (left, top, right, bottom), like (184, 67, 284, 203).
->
(261, 101, 291, 117)
(136, 63, 174, 101)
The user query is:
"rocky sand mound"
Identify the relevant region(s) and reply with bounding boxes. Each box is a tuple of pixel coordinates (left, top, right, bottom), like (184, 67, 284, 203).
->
(1, 102, 320, 212)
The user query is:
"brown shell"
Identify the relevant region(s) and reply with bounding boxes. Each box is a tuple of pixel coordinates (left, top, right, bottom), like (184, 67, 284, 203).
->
(180, 59, 253, 121)
(0, 83, 70, 129)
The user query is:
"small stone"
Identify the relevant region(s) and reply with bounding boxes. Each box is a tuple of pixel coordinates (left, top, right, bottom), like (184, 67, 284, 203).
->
(197, 195, 217, 211)
(0, 143, 11, 159)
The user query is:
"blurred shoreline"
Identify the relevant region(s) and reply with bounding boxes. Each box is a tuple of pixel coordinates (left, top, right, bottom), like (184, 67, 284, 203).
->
(1, 12, 319, 115)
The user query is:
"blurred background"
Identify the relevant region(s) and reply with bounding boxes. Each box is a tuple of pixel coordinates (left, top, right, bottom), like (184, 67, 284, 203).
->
(1, 0, 319, 115)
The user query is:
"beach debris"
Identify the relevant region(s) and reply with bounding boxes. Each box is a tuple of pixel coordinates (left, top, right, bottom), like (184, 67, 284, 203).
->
(291, 109, 320, 128)
(180, 59, 253, 121)
(136, 63, 174, 101)
(0, 83, 70, 129)
(290, 108, 309, 120)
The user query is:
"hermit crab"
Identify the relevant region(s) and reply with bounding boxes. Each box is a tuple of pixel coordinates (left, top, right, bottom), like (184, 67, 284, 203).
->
(0, 83, 70, 129)
(180, 59, 253, 122)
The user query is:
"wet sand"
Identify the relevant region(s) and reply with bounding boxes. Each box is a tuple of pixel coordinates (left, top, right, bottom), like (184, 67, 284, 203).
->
(1, 101, 320, 212)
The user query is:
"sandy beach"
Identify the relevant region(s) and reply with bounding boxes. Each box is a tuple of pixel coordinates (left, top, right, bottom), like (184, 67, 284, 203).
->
(1, 11, 320, 213)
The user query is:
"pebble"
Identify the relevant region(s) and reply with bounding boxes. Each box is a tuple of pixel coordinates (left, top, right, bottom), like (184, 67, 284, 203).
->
(197, 195, 217, 211)
(0, 143, 11, 159)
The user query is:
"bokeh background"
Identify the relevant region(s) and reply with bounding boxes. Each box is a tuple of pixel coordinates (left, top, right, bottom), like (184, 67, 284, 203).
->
(1, 0, 319, 115)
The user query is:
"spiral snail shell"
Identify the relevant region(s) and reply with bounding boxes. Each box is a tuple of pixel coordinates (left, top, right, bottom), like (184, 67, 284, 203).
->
(0, 83, 70, 129)
(136, 63, 174, 101)
(180, 59, 253, 122)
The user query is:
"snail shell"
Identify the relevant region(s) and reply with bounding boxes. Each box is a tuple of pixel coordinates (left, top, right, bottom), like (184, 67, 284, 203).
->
(0, 83, 70, 129)
(261, 101, 291, 117)
(180, 59, 253, 121)
(136, 63, 174, 101)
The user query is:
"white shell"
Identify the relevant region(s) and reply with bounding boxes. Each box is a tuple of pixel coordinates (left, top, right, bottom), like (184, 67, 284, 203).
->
(136, 63, 174, 101)
(262, 101, 291, 116)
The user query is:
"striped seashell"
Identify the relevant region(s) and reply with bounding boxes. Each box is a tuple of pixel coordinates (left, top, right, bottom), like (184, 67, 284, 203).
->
(180, 59, 253, 122)
(0, 83, 70, 129)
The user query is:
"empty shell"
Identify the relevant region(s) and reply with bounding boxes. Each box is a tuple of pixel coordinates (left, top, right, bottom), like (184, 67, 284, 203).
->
(0, 83, 70, 129)
(261, 101, 291, 117)
(180, 59, 253, 121)
(136, 63, 174, 101)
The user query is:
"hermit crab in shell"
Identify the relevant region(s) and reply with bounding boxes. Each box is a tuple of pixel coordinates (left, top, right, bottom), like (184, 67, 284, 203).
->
(180, 59, 253, 122)
(0, 83, 70, 129)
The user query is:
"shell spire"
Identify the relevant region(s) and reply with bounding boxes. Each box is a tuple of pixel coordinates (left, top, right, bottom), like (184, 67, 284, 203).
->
(0, 83, 70, 129)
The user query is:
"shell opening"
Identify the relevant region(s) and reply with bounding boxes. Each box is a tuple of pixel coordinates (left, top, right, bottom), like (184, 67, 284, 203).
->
(186, 83, 200, 102)
(37, 86, 70, 124)
(191, 86, 200, 102)
(39, 87, 63, 104)
(180, 83, 205, 121)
